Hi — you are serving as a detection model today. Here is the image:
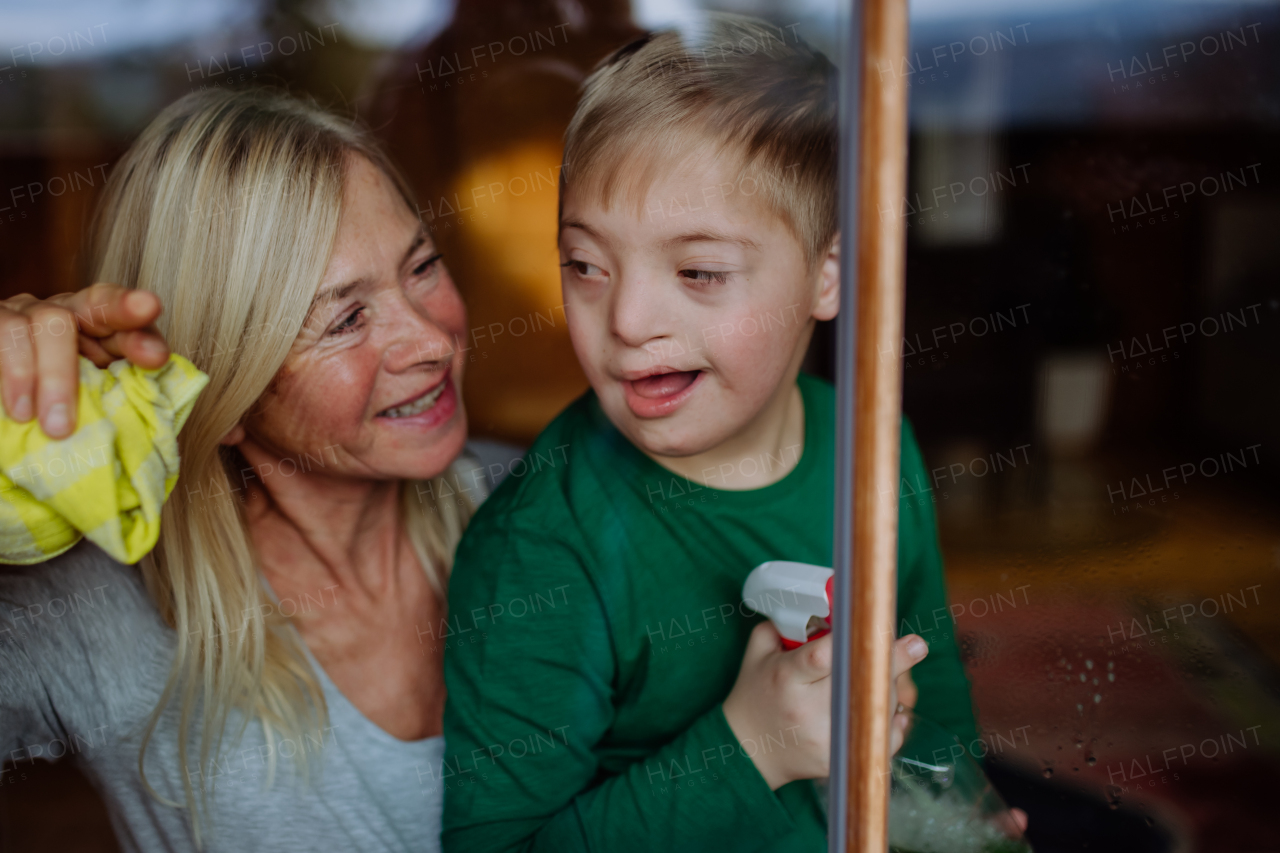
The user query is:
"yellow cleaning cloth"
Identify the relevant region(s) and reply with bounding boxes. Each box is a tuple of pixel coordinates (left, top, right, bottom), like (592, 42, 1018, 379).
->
(0, 354, 208, 565)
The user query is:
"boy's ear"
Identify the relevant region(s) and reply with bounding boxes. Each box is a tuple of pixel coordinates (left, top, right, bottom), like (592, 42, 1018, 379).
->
(812, 234, 840, 322)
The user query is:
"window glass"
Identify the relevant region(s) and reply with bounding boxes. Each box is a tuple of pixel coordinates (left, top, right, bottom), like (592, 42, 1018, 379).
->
(1, 1, 1276, 851)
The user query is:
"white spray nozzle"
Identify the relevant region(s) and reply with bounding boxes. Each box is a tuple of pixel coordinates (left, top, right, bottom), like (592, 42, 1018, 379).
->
(742, 561, 835, 647)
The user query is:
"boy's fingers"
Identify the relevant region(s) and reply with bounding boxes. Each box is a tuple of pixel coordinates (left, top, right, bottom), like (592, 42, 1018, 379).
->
(891, 634, 928, 680)
(890, 710, 911, 754)
(0, 307, 36, 422)
(744, 620, 783, 660)
(28, 304, 80, 438)
(992, 807, 1029, 838)
(895, 670, 918, 711)
(793, 633, 832, 682)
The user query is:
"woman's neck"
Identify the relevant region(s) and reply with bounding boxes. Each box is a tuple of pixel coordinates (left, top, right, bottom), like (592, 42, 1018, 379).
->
(233, 440, 447, 742)
(238, 441, 405, 593)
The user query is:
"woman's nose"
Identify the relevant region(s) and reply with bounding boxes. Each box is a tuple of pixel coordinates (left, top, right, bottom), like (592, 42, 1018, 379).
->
(382, 292, 462, 372)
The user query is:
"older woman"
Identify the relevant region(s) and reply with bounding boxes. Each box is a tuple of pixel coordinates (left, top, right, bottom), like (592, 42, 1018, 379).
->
(0, 89, 510, 851)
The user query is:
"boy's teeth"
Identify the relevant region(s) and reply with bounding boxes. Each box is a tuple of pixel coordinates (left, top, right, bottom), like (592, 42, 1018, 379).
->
(381, 381, 446, 418)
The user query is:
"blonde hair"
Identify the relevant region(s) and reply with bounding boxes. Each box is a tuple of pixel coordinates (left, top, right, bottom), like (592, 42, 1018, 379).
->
(89, 88, 471, 841)
(561, 13, 838, 266)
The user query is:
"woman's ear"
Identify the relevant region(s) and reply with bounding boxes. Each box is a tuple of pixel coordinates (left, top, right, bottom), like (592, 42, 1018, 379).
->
(812, 234, 840, 322)
(219, 423, 246, 446)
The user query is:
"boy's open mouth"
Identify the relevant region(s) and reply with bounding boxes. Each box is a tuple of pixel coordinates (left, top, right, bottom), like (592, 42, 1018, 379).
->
(630, 370, 700, 399)
(622, 369, 704, 418)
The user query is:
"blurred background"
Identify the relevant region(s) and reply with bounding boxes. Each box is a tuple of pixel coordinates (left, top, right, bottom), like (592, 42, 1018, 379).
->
(0, 0, 1278, 850)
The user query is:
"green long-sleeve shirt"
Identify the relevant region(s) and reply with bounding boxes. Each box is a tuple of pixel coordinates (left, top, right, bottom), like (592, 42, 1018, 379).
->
(442, 374, 976, 852)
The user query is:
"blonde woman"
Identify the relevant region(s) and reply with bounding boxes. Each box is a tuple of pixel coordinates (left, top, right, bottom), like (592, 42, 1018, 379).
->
(0, 89, 513, 851)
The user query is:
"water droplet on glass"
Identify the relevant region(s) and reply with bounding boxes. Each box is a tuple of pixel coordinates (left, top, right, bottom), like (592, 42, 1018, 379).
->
(1108, 673, 1116, 682)
(1087, 755, 1097, 766)
(1080, 673, 1087, 682)
(1145, 816, 1155, 827)
(1094, 694, 1102, 703)
(1085, 659, 1094, 669)
(1105, 785, 1122, 809)
(1043, 767, 1054, 778)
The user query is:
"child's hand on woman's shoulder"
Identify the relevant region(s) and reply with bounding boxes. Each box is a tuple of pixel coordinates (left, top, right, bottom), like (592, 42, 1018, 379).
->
(0, 283, 169, 438)
(722, 623, 928, 790)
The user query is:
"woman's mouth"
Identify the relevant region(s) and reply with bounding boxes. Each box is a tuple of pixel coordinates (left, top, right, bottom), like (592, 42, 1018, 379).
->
(622, 369, 704, 418)
(376, 374, 457, 427)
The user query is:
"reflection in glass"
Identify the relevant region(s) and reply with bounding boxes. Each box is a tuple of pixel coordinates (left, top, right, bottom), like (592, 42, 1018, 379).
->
(891, 713, 1031, 853)
(1, 0, 1278, 850)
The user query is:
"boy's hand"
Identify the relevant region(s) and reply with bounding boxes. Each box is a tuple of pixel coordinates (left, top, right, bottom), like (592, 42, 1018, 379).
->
(723, 622, 833, 790)
(722, 622, 928, 790)
(889, 645, 922, 755)
(0, 284, 168, 439)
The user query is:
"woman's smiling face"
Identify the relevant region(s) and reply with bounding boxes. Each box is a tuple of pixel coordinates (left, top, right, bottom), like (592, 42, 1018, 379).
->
(245, 153, 469, 480)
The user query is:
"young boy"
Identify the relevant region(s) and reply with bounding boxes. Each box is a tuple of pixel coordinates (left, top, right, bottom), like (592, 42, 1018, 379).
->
(441, 15, 977, 852)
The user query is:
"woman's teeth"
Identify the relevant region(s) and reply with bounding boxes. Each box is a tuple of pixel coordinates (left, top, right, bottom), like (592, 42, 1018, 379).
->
(380, 381, 446, 418)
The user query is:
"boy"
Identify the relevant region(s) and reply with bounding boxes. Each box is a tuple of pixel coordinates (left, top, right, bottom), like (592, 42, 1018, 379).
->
(441, 15, 977, 852)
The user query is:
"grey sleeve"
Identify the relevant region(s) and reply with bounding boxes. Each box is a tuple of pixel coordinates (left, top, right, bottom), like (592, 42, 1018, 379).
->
(0, 601, 63, 771)
(0, 543, 161, 775)
(459, 438, 527, 497)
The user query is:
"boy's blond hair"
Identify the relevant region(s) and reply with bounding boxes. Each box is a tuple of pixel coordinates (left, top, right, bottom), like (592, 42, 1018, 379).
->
(562, 13, 837, 267)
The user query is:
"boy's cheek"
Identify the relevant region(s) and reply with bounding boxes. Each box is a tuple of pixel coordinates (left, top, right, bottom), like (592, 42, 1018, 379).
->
(565, 310, 607, 380)
(697, 292, 809, 355)
(702, 323, 797, 392)
(566, 319, 617, 403)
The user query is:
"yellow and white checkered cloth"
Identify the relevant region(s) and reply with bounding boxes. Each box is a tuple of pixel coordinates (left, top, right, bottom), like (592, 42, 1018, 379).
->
(0, 355, 208, 565)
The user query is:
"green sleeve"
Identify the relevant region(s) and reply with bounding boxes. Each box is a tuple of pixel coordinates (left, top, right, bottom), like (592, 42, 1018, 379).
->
(442, 515, 799, 853)
(896, 419, 980, 751)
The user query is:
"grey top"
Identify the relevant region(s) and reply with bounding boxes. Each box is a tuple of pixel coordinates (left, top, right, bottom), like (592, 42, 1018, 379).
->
(0, 440, 525, 852)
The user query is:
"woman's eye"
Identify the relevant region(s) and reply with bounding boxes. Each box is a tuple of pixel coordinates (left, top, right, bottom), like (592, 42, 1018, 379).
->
(329, 307, 365, 335)
(560, 260, 605, 277)
(679, 269, 729, 285)
(412, 252, 443, 276)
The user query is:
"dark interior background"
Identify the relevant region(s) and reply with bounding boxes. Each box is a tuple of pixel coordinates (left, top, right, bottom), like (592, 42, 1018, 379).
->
(1, 0, 1278, 850)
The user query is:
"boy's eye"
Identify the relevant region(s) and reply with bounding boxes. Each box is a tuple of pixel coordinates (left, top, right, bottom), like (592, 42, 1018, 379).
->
(560, 260, 605, 277)
(329, 306, 365, 335)
(678, 269, 729, 285)
(413, 252, 443, 276)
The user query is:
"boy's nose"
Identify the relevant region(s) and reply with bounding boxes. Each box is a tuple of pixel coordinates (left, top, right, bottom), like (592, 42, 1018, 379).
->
(609, 275, 670, 349)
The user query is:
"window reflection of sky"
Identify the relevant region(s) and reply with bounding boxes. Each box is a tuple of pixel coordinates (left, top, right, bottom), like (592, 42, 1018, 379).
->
(631, 0, 1279, 126)
(0, 0, 452, 55)
(1, 0, 259, 56)
(0, 1, 1275, 134)
(909, 0, 1279, 127)
(4, 0, 1273, 53)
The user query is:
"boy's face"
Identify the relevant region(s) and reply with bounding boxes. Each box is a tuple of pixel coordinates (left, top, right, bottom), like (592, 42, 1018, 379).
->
(559, 147, 838, 459)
